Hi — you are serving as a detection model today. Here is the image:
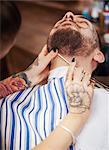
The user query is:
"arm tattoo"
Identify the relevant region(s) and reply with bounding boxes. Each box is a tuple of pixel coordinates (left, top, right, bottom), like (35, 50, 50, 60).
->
(12, 72, 32, 87)
(26, 57, 39, 72)
(0, 57, 40, 99)
(66, 82, 91, 114)
(0, 72, 31, 99)
(68, 92, 91, 114)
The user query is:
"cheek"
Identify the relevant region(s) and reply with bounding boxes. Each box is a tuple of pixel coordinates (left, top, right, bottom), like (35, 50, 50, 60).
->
(49, 28, 57, 36)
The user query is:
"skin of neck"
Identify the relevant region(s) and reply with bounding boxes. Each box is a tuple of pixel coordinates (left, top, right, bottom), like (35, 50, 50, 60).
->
(50, 53, 95, 74)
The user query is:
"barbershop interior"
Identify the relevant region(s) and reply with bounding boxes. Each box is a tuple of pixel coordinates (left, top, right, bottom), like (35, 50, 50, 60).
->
(0, 0, 109, 87)
(0, 1, 109, 150)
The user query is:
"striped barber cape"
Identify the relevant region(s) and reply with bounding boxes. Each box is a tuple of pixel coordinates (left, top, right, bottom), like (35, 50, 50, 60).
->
(0, 67, 74, 150)
(0, 67, 108, 150)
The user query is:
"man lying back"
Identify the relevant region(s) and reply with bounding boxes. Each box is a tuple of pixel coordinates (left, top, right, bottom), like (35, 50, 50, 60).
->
(0, 12, 108, 150)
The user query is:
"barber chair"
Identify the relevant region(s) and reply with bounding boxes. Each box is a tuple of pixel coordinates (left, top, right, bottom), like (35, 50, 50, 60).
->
(93, 43, 109, 90)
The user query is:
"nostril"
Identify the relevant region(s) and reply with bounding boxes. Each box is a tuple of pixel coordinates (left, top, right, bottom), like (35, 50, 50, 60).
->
(65, 14, 68, 19)
(64, 12, 74, 21)
(70, 15, 73, 20)
(65, 14, 73, 21)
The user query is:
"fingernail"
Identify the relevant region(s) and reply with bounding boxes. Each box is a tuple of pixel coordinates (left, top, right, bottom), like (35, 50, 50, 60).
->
(72, 58, 75, 62)
(90, 79, 96, 84)
(91, 82, 95, 88)
(53, 48, 56, 52)
(51, 47, 58, 52)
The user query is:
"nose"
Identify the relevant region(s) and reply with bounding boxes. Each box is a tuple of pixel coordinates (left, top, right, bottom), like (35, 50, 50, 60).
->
(64, 12, 75, 21)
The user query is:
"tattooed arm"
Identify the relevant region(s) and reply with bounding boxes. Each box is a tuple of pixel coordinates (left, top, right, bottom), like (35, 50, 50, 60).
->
(0, 46, 58, 99)
(33, 63, 94, 150)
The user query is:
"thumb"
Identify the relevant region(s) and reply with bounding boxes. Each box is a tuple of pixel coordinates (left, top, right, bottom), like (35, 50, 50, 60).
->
(39, 45, 48, 57)
(44, 50, 58, 65)
(38, 50, 58, 72)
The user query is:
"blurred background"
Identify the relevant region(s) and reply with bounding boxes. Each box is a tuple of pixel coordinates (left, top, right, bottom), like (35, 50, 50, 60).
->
(0, 0, 109, 86)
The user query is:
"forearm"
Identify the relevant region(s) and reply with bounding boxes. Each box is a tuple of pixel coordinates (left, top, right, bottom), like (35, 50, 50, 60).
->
(33, 112, 86, 150)
(34, 126, 72, 150)
(0, 47, 58, 99)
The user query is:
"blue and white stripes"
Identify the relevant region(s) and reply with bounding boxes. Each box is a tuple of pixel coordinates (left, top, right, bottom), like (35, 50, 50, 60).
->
(0, 77, 74, 150)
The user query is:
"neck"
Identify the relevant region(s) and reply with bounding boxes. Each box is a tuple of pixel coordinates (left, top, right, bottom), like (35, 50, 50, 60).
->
(50, 54, 93, 74)
(50, 55, 72, 70)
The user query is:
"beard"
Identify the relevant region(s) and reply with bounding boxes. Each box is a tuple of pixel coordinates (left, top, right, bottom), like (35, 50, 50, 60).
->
(47, 27, 83, 56)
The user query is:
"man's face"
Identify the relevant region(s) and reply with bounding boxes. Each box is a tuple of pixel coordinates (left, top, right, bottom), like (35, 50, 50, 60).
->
(48, 12, 100, 57)
(48, 12, 105, 72)
(50, 12, 94, 37)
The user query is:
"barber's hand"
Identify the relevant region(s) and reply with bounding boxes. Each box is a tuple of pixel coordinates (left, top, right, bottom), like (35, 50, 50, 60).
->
(64, 63, 95, 136)
(25, 45, 58, 86)
(66, 63, 94, 113)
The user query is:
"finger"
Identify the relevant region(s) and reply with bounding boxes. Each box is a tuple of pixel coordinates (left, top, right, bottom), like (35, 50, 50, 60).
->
(66, 62, 76, 81)
(44, 50, 58, 62)
(39, 45, 48, 57)
(86, 80, 95, 100)
(87, 84, 94, 101)
(82, 72, 91, 86)
(39, 50, 58, 72)
(74, 67, 84, 82)
(89, 79, 96, 89)
(33, 45, 48, 65)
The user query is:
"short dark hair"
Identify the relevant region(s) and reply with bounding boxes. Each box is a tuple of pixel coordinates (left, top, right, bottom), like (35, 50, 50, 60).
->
(0, 1, 21, 52)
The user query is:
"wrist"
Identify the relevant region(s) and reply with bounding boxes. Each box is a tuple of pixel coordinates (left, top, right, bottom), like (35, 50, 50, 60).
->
(59, 124, 76, 145)
(25, 65, 42, 86)
(61, 112, 85, 137)
(13, 72, 31, 87)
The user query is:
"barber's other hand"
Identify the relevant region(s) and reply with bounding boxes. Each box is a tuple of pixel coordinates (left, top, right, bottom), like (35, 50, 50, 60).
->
(64, 63, 95, 136)
(25, 45, 58, 86)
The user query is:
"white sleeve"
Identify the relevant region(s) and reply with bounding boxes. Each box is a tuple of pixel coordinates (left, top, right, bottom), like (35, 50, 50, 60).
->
(75, 88, 109, 150)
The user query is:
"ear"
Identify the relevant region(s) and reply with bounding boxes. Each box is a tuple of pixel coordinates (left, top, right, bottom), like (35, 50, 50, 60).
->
(93, 49, 105, 63)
